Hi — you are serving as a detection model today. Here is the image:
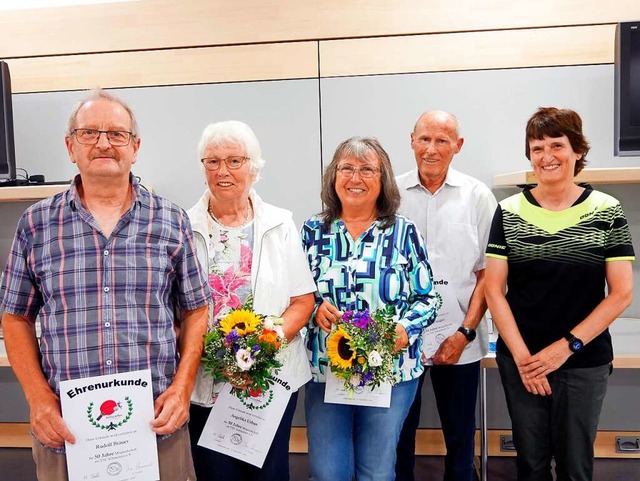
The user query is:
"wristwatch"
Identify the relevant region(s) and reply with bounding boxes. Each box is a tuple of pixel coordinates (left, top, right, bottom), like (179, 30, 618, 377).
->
(457, 326, 476, 342)
(564, 333, 584, 353)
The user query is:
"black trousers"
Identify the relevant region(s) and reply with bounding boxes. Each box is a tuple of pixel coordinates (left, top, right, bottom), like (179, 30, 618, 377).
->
(395, 362, 481, 481)
(497, 353, 610, 481)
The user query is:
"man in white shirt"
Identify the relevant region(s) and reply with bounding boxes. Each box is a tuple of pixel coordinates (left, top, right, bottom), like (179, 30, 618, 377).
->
(395, 111, 497, 481)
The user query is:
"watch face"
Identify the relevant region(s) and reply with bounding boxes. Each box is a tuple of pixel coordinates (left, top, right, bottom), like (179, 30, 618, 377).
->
(570, 339, 583, 352)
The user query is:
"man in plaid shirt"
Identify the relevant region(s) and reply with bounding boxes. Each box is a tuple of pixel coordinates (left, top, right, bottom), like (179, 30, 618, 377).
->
(0, 88, 211, 480)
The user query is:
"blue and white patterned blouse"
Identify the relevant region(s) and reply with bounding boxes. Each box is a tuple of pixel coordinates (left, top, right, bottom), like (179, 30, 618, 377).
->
(301, 214, 438, 383)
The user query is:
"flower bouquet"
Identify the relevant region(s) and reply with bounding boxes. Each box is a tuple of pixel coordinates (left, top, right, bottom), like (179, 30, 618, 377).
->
(201, 297, 286, 401)
(326, 305, 400, 393)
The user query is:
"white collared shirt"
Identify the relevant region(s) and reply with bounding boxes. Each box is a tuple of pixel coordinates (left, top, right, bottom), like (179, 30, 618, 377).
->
(396, 167, 497, 364)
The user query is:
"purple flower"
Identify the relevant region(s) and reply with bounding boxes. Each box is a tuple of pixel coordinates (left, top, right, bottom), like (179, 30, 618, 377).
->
(225, 330, 240, 344)
(352, 309, 372, 329)
(342, 310, 354, 323)
(342, 309, 373, 329)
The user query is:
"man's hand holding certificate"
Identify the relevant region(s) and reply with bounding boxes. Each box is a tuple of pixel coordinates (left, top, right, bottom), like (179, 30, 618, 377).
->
(60, 369, 159, 481)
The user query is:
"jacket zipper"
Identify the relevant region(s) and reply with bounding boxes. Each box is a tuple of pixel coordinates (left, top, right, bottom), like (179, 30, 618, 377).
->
(252, 222, 282, 301)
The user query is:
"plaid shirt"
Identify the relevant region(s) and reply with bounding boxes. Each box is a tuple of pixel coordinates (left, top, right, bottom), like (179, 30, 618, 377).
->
(0, 175, 211, 399)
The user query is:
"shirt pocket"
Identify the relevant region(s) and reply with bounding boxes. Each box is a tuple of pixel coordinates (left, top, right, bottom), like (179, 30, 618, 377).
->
(378, 254, 409, 304)
(125, 244, 172, 273)
(123, 244, 173, 301)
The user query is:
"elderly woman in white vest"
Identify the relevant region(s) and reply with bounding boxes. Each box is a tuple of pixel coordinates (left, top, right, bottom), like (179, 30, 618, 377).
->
(187, 120, 316, 481)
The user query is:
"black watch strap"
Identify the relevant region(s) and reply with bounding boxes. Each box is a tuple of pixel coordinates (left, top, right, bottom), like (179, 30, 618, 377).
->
(564, 333, 584, 353)
(457, 326, 476, 342)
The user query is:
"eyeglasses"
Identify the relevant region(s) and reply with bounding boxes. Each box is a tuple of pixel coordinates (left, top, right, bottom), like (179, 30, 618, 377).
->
(72, 129, 134, 146)
(336, 164, 381, 179)
(201, 156, 249, 171)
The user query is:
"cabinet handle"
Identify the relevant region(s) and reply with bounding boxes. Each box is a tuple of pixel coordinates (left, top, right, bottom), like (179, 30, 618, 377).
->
(500, 435, 516, 452)
(616, 437, 640, 453)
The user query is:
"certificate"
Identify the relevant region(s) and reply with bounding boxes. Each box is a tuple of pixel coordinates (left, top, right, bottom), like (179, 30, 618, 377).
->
(197, 369, 293, 468)
(60, 369, 159, 481)
(324, 369, 392, 408)
(421, 280, 465, 362)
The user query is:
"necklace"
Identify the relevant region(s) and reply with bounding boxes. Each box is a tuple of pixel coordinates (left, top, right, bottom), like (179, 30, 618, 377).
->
(208, 199, 252, 228)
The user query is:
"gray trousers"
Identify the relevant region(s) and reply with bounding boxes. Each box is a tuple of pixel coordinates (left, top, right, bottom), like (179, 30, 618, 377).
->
(32, 423, 195, 481)
(497, 353, 610, 481)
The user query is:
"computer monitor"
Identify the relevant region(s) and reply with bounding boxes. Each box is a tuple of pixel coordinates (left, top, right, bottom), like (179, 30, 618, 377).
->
(0, 60, 16, 182)
(614, 21, 640, 156)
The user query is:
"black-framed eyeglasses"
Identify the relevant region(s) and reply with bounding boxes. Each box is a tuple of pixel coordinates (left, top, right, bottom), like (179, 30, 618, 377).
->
(201, 156, 249, 171)
(336, 164, 381, 179)
(72, 129, 134, 146)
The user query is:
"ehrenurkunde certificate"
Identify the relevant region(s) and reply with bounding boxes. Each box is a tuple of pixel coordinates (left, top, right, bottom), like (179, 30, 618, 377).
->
(197, 370, 293, 468)
(60, 369, 159, 481)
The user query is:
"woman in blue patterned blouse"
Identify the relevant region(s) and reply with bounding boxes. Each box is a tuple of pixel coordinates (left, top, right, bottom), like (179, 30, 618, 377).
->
(301, 137, 439, 481)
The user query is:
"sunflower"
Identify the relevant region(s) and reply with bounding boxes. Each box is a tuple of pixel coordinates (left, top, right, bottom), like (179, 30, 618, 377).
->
(327, 327, 356, 369)
(220, 309, 262, 335)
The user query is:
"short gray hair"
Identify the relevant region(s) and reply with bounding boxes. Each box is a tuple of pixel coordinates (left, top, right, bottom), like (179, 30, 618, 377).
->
(197, 121, 265, 180)
(66, 88, 139, 137)
(321, 136, 400, 230)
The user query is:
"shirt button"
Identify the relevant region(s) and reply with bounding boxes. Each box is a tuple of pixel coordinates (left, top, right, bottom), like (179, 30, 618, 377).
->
(105, 322, 111, 328)
(104, 287, 110, 293)
(104, 250, 109, 256)
(106, 360, 112, 366)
